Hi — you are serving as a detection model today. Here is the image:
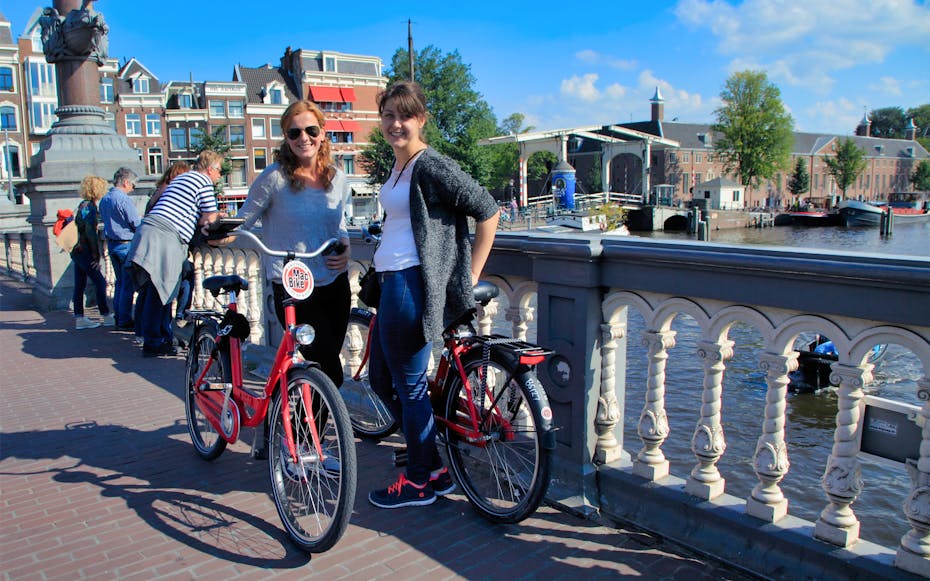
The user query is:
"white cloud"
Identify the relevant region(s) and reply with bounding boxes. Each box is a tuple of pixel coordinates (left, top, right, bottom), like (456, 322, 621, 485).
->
(560, 74, 602, 102)
(804, 98, 862, 134)
(574, 49, 637, 70)
(575, 49, 599, 64)
(869, 76, 904, 97)
(674, 0, 930, 87)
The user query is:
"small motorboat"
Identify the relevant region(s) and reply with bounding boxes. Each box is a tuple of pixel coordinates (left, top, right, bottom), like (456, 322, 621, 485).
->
(789, 336, 887, 392)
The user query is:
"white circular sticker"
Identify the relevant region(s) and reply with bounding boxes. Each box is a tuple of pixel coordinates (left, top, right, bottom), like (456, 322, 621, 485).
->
(282, 260, 314, 300)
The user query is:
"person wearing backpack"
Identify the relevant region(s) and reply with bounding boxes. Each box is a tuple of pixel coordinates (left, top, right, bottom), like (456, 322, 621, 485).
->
(71, 175, 114, 330)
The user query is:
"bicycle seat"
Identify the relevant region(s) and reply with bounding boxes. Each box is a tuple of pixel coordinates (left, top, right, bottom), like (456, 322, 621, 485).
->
(202, 274, 249, 297)
(473, 281, 499, 306)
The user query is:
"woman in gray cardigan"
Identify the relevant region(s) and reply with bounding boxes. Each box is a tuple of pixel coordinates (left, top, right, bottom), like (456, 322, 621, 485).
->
(368, 81, 500, 509)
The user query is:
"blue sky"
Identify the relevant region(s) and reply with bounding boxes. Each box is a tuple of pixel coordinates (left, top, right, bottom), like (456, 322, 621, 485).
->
(4, 1, 929, 135)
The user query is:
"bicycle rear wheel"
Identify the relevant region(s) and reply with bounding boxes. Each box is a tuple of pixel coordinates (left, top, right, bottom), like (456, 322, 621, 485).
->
(339, 309, 398, 439)
(442, 351, 551, 523)
(185, 322, 230, 460)
(268, 367, 357, 553)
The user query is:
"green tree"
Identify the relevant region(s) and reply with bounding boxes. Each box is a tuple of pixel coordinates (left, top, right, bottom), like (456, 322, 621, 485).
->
(787, 157, 810, 206)
(191, 126, 231, 195)
(358, 128, 393, 188)
(912, 159, 930, 192)
(711, 70, 794, 191)
(824, 138, 866, 198)
(868, 106, 907, 139)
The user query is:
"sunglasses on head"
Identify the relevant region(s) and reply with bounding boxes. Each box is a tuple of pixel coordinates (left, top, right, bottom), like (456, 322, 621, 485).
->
(286, 125, 322, 140)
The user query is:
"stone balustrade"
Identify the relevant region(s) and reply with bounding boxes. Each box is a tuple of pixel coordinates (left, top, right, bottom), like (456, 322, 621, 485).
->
(4, 226, 929, 579)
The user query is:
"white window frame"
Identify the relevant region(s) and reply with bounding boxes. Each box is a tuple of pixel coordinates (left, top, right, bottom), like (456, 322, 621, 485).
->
(125, 114, 142, 136)
(251, 118, 266, 138)
(145, 114, 161, 136)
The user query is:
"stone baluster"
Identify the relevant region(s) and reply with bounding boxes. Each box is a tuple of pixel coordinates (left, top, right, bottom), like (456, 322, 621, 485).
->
(476, 299, 498, 336)
(686, 339, 733, 500)
(814, 362, 871, 545)
(634, 329, 676, 480)
(505, 304, 535, 342)
(191, 250, 204, 311)
(896, 378, 930, 577)
(245, 251, 263, 345)
(594, 321, 625, 465)
(231, 249, 247, 319)
(201, 250, 215, 311)
(747, 351, 795, 521)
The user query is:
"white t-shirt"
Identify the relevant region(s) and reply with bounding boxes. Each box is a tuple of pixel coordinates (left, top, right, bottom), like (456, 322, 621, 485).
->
(374, 154, 423, 272)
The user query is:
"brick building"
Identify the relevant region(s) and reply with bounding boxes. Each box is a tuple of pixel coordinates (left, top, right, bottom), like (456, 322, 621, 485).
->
(5, 9, 385, 217)
(604, 89, 930, 208)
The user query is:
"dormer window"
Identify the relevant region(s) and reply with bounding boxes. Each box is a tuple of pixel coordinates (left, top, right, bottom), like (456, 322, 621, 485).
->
(875, 144, 884, 155)
(134, 76, 150, 94)
(178, 93, 192, 109)
(262, 82, 287, 105)
(906, 146, 915, 158)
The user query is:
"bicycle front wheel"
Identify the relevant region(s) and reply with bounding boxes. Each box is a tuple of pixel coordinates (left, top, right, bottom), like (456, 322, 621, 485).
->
(185, 322, 229, 461)
(339, 309, 398, 439)
(268, 367, 357, 553)
(442, 352, 551, 524)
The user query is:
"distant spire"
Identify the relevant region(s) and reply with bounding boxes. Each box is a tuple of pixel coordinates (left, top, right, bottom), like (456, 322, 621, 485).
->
(650, 86, 664, 103)
(650, 86, 664, 122)
(906, 117, 918, 141)
(856, 109, 871, 137)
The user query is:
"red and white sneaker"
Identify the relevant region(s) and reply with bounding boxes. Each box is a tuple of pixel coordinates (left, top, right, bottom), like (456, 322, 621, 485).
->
(369, 473, 436, 508)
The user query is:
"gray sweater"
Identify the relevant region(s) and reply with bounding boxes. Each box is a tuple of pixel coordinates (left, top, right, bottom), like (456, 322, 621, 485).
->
(407, 148, 499, 340)
(237, 164, 350, 286)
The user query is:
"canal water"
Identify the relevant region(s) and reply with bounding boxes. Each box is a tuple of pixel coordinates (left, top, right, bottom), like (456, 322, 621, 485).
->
(627, 221, 929, 549)
(490, 221, 927, 549)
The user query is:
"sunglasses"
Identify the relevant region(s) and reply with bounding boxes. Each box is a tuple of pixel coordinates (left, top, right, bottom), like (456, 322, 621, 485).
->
(286, 125, 322, 140)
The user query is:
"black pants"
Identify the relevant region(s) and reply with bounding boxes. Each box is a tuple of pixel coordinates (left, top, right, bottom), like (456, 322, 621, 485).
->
(271, 271, 350, 387)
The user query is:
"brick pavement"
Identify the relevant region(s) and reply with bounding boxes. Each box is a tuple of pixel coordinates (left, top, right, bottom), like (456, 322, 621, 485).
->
(0, 274, 761, 580)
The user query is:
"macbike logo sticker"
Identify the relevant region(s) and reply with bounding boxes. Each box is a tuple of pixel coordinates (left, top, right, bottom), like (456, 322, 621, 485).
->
(282, 260, 314, 300)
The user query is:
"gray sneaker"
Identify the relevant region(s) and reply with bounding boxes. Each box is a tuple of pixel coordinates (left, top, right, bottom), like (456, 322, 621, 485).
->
(75, 317, 101, 330)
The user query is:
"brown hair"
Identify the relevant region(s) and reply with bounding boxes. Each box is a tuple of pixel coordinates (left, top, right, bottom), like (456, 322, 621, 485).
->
(377, 80, 428, 119)
(274, 100, 336, 190)
(79, 175, 107, 202)
(155, 161, 191, 191)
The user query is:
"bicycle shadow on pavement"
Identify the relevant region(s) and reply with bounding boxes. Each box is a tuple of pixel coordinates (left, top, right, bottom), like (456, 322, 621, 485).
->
(0, 419, 315, 568)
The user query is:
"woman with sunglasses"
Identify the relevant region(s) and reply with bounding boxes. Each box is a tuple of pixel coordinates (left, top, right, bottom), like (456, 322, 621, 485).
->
(235, 100, 352, 398)
(367, 81, 500, 509)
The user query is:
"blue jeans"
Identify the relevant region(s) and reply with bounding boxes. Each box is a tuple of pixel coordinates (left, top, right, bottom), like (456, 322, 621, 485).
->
(107, 240, 134, 326)
(71, 251, 110, 318)
(368, 266, 442, 484)
(138, 280, 172, 349)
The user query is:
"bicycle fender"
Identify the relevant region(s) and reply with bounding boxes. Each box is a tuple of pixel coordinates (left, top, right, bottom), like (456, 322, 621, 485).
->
(516, 369, 557, 451)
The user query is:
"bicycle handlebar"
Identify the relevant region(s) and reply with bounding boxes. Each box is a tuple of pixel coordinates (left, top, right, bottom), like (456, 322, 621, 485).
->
(206, 218, 342, 260)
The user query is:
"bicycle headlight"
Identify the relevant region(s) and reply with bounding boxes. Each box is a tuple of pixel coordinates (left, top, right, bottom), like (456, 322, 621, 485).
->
(293, 324, 316, 346)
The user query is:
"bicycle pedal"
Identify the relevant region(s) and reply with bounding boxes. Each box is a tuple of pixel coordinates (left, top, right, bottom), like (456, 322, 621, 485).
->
(203, 382, 232, 391)
(392, 448, 407, 468)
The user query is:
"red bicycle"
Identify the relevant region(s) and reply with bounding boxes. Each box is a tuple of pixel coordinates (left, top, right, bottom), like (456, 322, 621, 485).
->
(184, 218, 356, 553)
(340, 232, 556, 523)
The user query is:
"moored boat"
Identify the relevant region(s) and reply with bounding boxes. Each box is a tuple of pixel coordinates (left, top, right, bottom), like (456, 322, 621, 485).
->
(786, 210, 841, 227)
(837, 194, 930, 227)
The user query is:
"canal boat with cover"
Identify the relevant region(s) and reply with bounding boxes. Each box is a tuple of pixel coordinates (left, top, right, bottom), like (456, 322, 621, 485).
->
(838, 192, 930, 227)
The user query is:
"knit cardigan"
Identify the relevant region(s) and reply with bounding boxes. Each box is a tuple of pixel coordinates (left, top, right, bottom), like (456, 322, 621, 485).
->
(407, 148, 500, 340)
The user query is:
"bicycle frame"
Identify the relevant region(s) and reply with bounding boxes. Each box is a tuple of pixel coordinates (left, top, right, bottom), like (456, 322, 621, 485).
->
(353, 309, 553, 448)
(190, 281, 326, 465)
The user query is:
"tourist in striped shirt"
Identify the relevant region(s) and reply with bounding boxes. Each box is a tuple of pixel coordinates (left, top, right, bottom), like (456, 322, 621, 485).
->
(126, 150, 223, 357)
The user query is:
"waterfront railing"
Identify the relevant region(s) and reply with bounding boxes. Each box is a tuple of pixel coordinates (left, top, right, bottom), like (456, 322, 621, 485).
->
(5, 226, 929, 580)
